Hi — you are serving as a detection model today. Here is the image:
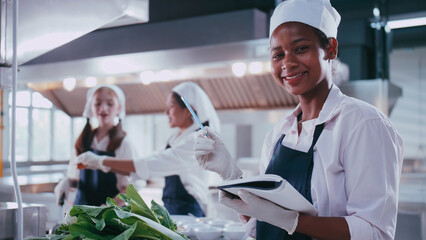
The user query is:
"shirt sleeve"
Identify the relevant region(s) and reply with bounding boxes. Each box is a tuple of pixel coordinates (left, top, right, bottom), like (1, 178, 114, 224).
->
(114, 136, 136, 191)
(66, 150, 79, 180)
(132, 133, 198, 179)
(343, 118, 403, 240)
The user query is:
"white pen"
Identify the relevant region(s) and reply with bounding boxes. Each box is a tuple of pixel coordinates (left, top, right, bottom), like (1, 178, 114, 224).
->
(181, 96, 209, 136)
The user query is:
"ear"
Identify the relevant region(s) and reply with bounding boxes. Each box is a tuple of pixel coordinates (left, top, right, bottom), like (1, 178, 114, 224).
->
(187, 106, 195, 118)
(325, 37, 338, 60)
(117, 104, 122, 116)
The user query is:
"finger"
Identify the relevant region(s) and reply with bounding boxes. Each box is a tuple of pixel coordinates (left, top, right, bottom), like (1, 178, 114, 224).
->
(238, 190, 259, 205)
(219, 192, 245, 210)
(195, 149, 211, 156)
(195, 135, 215, 146)
(204, 126, 219, 140)
(194, 143, 214, 153)
(195, 129, 208, 138)
(194, 139, 215, 152)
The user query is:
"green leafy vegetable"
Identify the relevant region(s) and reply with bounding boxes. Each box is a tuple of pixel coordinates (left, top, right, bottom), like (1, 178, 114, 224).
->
(26, 184, 187, 240)
(151, 200, 176, 231)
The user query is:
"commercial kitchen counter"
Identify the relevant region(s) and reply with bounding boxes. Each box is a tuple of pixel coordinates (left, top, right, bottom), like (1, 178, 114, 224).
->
(0, 202, 47, 240)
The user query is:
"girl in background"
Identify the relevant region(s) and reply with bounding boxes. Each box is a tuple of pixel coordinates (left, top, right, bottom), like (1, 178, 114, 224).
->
(54, 84, 135, 206)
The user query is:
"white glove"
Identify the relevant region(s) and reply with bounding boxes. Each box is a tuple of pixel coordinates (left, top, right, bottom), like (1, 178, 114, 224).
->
(63, 209, 77, 225)
(54, 178, 70, 206)
(194, 126, 242, 180)
(76, 151, 110, 173)
(219, 190, 299, 235)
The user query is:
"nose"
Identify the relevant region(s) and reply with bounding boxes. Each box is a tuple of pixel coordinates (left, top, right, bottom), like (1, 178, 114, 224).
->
(99, 103, 109, 111)
(281, 53, 298, 70)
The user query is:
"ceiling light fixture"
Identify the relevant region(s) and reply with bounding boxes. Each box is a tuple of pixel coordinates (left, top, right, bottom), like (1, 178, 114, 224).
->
(248, 61, 263, 74)
(63, 77, 76, 91)
(84, 76, 97, 87)
(232, 62, 247, 77)
(387, 11, 426, 29)
(139, 70, 155, 85)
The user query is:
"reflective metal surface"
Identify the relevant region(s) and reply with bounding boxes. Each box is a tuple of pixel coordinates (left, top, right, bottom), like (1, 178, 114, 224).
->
(339, 79, 403, 115)
(0, 0, 149, 65)
(0, 202, 47, 240)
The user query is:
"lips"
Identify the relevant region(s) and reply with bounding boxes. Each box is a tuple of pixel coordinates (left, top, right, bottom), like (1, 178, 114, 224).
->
(282, 71, 307, 85)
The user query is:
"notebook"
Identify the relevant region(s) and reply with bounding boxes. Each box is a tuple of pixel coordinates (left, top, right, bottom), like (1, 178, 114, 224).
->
(217, 174, 318, 216)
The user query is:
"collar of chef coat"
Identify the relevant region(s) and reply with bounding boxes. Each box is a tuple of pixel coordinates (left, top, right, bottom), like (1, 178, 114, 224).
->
(167, 122, 200, 146)
(283, 84, 344, 128)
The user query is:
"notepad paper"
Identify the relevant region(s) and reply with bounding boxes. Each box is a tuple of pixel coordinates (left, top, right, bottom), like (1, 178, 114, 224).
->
(217, 174, 318, 216)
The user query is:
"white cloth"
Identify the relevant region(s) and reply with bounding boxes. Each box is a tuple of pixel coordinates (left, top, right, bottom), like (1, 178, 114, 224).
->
(269, 0, 341, 38)
(172, 82, 220, 133)
(132, 123, 211, 212)
(67, 135, 135, 191)
(255, 85, 403, 240)
(82, 84, 126, 119)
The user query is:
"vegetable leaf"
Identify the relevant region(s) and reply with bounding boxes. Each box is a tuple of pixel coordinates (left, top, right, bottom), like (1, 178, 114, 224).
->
(125, 184, 159, 223)
(28, 184, 187, 240)
(151, 200, 176, 231)
(69, 222, 115, 239)
(70, 205, 112, 218)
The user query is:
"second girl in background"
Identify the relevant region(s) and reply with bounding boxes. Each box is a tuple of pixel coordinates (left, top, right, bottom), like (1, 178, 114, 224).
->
(77, 82, 221, 217)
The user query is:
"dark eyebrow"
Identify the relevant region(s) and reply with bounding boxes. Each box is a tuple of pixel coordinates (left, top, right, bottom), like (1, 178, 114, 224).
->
(292, 38, 309, 44)
(270, 38, 310, 52)
(270, 46, 281, 52)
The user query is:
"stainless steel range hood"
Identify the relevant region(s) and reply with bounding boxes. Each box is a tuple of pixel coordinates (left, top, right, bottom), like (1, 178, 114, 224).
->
(339, 79, 402, 115)
(0, 0, 149, 66)
(22, 35, 401, 116)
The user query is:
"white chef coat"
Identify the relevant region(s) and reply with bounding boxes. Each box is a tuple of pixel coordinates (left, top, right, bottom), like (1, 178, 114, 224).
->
(254, 84, 404, 240)
(132, 123, 210, 212)
(67, 135, 135, 192)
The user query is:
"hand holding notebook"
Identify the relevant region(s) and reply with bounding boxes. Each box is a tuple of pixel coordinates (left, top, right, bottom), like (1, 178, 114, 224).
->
(219, 189, 300, 234)
(217, 174, 318, 216)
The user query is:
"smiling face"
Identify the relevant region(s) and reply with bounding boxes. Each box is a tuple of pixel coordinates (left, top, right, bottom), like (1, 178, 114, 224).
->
(90, 87, 121, 127)
(165, 92, 193, 129)
(270, 22, 337, 98)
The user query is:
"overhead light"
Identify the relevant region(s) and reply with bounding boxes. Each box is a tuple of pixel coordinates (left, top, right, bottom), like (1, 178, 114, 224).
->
(388, 17, 426, 29)
(373, 7, 380, 18)
(84, 76, 97, 87)
(139, 70, 155, 85)
(387, 11, 426, 29)
(232, 62, 247, 77)
(248, 61, 263, 74)
(63, 77, 76, 91)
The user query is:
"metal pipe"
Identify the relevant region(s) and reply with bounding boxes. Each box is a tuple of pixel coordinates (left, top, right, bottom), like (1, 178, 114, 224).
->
(11, 0, 23, 238)
(0, 89, 3, 178)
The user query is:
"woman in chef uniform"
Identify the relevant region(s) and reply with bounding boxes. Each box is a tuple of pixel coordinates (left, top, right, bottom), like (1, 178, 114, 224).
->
(54, 84, 135, 206)
(77, 81, 220, 217)
(193, 0, 404, 239)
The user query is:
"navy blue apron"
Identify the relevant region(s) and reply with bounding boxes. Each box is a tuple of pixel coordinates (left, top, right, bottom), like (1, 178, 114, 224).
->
(162, 144, 205, 217)
(74, 149, 119, 206)
(256, 121, 325, 240)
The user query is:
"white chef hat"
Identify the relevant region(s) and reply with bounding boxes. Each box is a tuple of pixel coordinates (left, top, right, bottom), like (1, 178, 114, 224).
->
(82, 84, 126, 119)
(172, 82, 221, 133)
(270, 0, 341, 38)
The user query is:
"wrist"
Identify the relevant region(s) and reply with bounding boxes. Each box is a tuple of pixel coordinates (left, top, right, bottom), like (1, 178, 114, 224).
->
(287, 212, 299, 235)
(99, 156, 110, 172)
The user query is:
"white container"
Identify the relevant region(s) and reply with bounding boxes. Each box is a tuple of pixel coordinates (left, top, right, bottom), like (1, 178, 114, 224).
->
(194, 226, 222, 240)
